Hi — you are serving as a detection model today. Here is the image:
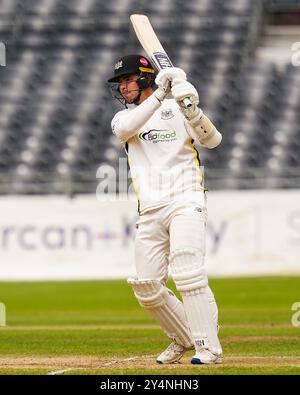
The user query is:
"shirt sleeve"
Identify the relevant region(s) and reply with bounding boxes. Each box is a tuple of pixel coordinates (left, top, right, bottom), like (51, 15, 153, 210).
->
(111, 94, 161, 145)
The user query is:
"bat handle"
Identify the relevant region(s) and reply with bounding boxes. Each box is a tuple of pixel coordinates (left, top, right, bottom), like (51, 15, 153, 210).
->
(183, 97, 193, 109)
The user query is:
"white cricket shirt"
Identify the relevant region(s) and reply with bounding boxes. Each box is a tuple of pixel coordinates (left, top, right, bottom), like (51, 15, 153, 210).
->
(112, 97, 206, 215)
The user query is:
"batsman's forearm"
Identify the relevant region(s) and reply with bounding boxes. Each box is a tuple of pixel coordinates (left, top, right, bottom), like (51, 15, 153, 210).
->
(112, 93, 161, 144)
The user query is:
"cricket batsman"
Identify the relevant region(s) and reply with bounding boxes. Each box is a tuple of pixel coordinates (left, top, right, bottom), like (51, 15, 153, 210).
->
(107, 54, 222, 364)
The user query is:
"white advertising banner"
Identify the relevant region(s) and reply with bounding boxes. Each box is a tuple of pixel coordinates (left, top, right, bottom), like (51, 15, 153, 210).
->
(0, 190, 299, 280)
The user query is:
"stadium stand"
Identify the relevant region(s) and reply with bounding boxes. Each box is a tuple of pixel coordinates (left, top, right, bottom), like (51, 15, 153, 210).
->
(0, 0, 299, 194)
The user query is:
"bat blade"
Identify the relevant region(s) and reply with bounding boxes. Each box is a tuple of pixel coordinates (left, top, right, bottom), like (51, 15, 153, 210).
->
(130, 14, 173, 70)
(130, 14, 192, 108)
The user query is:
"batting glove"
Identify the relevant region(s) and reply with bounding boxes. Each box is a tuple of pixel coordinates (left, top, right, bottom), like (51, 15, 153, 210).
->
(171, 80, 199, 107)
(155, 67, 186, 91)
(171, 79, 199, 116)
(153, 86, 169, 103)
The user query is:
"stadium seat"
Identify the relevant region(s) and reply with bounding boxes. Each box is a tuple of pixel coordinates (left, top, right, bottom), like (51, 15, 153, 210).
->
(0, 0, 299, 193)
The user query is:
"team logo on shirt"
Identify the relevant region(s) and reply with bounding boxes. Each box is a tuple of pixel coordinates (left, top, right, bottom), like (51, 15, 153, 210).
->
(161, 108, 174, 120)
(138, 129, 177, 143)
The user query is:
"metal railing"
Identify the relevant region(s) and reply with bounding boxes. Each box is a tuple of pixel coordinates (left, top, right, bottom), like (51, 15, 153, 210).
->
(0, 167, 300, 196)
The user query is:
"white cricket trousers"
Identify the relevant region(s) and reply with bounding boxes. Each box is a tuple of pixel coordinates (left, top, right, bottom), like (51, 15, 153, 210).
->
(134, 198, 207, 282)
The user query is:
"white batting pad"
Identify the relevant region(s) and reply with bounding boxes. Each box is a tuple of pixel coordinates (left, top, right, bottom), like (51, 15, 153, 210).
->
(206, 285, 219, 326)
(170, 248, 222, 355)
(128, 279, 193, 348)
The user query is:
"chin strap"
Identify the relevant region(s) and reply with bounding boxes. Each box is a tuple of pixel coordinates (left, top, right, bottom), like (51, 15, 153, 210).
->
(115, 73, 154, 107)
(130, 73, 152, 105)
(132, 90, 142, 105)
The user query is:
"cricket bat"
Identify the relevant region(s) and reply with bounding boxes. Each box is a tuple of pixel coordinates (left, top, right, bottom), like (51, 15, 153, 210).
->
(130, 14, 192, 108)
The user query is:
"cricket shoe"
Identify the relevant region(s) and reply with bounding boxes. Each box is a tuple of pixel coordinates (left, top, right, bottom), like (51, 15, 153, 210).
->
(191, 349, 222, 365)
(156, 341, 193, 364)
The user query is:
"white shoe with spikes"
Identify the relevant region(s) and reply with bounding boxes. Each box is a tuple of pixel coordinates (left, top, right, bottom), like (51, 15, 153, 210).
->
(156, 341, 193, 364)
(191, 349, 222, 365)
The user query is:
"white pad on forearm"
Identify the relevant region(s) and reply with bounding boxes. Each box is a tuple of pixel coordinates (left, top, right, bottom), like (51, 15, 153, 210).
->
(127, 278, 193, 347)
(170, 248, 222, 355)
(184, 107, 222, 149)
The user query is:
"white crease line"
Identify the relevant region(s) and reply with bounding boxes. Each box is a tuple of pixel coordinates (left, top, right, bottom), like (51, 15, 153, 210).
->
(48, 368, 83, 375)
(47, 355, 156, 375)
(46, 355, 300, 374)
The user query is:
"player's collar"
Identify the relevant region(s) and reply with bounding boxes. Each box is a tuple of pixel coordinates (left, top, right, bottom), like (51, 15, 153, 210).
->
(126, 103, 137, 109)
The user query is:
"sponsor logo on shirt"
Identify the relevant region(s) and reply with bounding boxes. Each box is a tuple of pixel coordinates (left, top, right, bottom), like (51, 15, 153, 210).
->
(161, 108, 174, 120)
(138, 129, 177, 143)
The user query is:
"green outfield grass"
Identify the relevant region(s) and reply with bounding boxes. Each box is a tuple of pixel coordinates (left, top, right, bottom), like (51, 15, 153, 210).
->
(0, 277, 299, 375)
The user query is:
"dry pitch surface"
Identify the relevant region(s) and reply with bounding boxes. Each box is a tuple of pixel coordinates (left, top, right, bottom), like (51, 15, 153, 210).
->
(1, 354, 300, 375)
